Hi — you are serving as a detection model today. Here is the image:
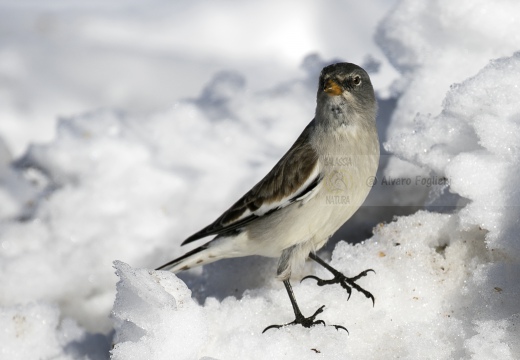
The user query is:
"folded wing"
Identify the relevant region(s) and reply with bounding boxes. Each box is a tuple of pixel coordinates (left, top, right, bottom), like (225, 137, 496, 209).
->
(182, 120, 322, 245)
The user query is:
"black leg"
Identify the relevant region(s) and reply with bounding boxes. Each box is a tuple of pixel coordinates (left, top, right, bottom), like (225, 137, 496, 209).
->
(302, 253, 375, 306)
(262, 280, 347, 333)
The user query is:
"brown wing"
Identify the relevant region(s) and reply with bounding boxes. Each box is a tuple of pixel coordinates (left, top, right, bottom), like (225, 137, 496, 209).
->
(182, 119, 321, 245)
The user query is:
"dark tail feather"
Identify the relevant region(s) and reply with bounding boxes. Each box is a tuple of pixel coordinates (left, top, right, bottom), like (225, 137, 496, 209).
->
(156, 244, 208, 272)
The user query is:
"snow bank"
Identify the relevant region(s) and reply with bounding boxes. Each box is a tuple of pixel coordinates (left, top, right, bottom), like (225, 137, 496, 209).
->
(109, 212, 474, 359)
(110, 52, 520, 359)
(0, 302, 109, 360)
(377, 0, 520, 134)
(1, 0, 520, 359)
(375, 0, 520, 211)
(111, 261, 207, 360)
(0, 0, 396, 157)
(112, 1, 520, 358)
(385, 53, 520, 355)
(0, 52, 363, 350)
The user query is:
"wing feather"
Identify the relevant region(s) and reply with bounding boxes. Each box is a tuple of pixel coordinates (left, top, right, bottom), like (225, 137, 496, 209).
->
(182, 120, 321, 246)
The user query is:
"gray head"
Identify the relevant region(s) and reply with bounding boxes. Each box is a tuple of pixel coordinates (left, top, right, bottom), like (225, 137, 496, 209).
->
(315, 63, 377, 127)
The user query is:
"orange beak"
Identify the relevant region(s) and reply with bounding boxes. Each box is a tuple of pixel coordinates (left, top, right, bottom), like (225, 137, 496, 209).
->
(324, 79, 342, 96)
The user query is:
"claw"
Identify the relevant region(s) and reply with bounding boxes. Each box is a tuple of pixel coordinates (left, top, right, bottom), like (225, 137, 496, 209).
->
(300, 275, 321, 284)
(333, 325, 349, 333)
(308, 304, 325, 319)
(302, 268, 375, 306)
(262, 305, 348, 334)
(339, 280, 353, 300)
(301, 275, 336, 287)
(262, 323, 284, 333)
(262, 305, 327, 333)
(350, 269, 376, 282)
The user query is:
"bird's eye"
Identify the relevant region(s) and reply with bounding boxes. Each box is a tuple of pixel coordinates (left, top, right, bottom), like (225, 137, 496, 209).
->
(352, 75, 361, 86)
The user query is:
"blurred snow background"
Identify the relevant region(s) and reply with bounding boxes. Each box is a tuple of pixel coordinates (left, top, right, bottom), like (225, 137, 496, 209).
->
(1, 0, 520, 359)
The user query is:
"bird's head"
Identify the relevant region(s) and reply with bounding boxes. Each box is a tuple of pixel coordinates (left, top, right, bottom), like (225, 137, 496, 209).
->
(316, 63, 377, 126)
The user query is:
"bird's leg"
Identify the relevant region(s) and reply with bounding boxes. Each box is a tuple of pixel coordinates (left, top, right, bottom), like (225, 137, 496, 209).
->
(262, 280, 325, 333)
(302, 252, 375, 306)
(262, 280, 347, 333)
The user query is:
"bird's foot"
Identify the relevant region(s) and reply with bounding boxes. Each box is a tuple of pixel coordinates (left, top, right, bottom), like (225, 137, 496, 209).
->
(262, 305, 348, 333)
(302, 268, 375, 306)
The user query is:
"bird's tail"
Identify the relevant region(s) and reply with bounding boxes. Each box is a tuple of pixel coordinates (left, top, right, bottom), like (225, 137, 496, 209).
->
(156, 233, 251, 273)
(156, 243, 215, 273)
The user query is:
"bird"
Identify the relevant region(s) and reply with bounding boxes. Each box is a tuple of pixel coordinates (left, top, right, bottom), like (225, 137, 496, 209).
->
(157, 62, 380, 332)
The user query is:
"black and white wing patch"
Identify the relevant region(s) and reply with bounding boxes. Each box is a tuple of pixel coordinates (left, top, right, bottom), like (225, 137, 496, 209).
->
(182, 120, 322, 246)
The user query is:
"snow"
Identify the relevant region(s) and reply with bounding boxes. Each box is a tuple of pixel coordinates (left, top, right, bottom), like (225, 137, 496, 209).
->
(1, 0, 520, 359)
(111, 261, 208, 360)
(0, 0, 396, 157)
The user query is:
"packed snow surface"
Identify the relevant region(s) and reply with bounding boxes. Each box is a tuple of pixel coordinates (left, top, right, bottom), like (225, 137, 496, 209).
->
(1, 0, 519, 359)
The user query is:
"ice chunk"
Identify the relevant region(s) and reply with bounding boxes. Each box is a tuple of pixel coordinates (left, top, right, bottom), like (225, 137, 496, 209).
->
(111, 261, 208, 360)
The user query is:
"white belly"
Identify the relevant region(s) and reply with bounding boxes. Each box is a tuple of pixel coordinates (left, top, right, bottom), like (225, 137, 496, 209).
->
(245, 151, 379, 258)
